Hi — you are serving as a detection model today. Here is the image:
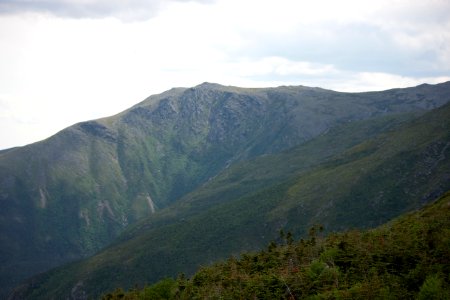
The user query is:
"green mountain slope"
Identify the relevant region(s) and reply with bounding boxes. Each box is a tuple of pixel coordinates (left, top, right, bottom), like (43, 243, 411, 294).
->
(108, 190, 450, 299)
(2, 82, 450, 297)
(12, 101, 450, 299)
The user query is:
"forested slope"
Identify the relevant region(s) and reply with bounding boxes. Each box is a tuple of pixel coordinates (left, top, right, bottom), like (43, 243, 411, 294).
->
(104, 190, 450, 299)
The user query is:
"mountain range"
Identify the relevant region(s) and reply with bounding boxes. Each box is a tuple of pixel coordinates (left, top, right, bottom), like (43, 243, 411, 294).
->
(1, 81, 450, 298)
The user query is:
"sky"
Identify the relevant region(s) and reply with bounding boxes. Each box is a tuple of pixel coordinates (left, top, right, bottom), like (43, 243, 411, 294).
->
(0, 0, 449, 149)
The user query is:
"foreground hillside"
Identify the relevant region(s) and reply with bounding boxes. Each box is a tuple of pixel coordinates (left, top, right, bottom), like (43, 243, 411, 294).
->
(11, 98, 450, 299)
(104, 190, 450, 299)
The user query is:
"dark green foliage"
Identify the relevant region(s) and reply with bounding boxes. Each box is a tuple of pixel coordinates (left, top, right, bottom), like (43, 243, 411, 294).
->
(418, 275, 449, 300)
(101, 279, 176, 300)
(109, 191, 450, 299)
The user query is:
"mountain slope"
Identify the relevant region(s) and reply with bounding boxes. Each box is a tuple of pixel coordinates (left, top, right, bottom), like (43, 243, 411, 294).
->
(2, 82, 450, 297)
(12, 101, 450, 299)
(106, 190, 450, 299)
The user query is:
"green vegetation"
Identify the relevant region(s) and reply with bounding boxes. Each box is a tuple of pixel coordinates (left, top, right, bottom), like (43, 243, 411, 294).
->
(103, 191, 450, 299)
(12, 100, 450, 299)
(2, 82, 450, 298)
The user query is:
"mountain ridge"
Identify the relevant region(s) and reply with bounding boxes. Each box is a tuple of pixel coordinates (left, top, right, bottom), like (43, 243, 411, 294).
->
(10, 99, 450, 299)
(1, 81, 450, 298)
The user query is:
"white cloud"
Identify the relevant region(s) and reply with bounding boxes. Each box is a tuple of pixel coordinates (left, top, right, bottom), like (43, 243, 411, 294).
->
(0, 0, 217, 21)
(216, 0, 450, 77)
(325, 72, 450, 93)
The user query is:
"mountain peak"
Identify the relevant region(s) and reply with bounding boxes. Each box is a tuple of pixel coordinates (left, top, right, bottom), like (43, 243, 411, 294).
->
(2, 81, 450, 298)
(195, 82, 223, 89)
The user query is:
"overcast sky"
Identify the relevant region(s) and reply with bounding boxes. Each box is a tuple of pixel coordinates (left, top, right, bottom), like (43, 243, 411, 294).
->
(0, 0, 449, 149)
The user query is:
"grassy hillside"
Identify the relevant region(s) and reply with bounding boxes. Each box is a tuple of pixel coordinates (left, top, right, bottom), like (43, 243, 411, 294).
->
(3, 82, 450, 297)
(12, 101, 450, 299)
(106, 190, 450, 299)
